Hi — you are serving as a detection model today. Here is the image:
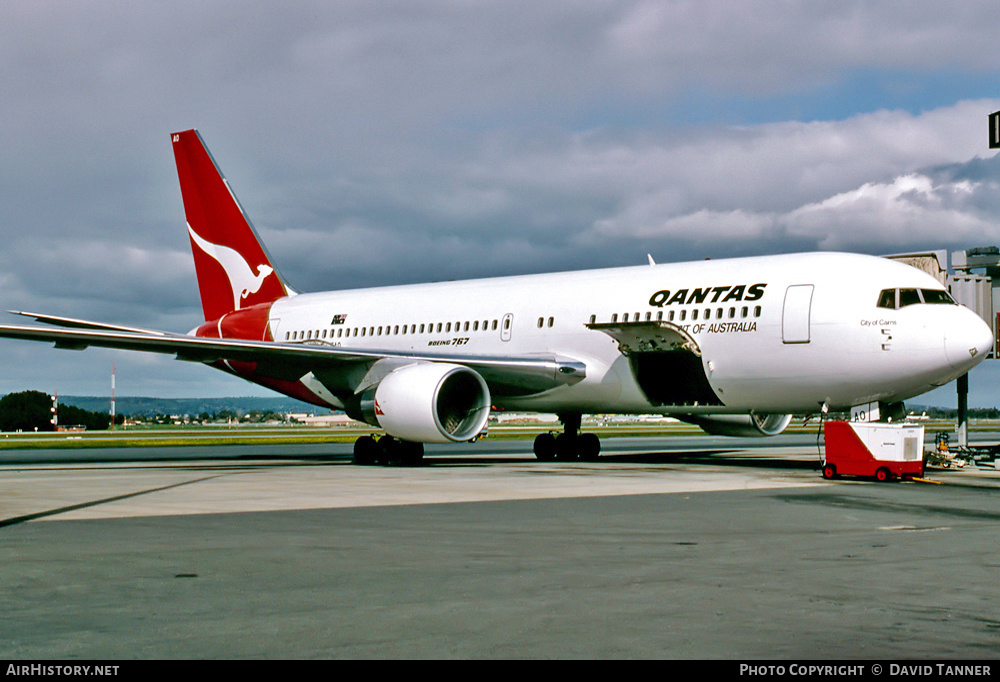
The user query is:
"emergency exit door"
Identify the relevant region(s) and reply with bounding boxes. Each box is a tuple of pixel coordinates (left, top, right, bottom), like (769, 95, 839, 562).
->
(782, 285, 814, 344)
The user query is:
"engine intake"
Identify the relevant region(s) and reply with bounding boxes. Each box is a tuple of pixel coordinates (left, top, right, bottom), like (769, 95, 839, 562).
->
(679, 413, 793, 437)
(361, 363, 491, 443)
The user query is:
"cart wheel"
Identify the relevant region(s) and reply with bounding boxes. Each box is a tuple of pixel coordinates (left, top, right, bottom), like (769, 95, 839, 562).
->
(875, 467, 890, 483)
(822, 464, 837, 480)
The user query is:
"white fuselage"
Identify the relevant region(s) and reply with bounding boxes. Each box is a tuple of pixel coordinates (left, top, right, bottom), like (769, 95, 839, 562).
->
(267, 252, 992, 415)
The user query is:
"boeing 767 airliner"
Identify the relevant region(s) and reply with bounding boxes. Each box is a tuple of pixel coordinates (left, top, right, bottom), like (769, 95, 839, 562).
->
(0, 130, 991, 464)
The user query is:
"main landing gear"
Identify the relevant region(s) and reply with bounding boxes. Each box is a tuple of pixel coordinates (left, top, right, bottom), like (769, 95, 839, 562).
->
(353, 435, 424, 466)
(533, 413, 601, 461)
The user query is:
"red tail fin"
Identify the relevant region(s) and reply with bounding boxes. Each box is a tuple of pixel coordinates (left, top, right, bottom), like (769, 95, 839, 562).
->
(172, 130, 291, 322)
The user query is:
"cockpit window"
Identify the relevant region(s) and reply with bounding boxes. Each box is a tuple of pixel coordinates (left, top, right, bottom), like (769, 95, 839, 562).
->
(877, 289, 896, 309)
(898, 288, 921, 308)
(921, 289, 955, 305)
(877, 287, 956, 309)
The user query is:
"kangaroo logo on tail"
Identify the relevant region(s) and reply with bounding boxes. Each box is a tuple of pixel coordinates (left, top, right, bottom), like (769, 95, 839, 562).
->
(188, 224, 275, 312)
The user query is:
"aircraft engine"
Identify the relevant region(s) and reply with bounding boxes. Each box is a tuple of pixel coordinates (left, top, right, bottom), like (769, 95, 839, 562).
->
(679, 413, 793, 437)
(360, 362, 491, 443)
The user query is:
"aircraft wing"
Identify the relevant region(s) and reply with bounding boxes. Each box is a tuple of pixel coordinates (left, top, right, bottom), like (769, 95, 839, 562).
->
(0, 320, 586, 395)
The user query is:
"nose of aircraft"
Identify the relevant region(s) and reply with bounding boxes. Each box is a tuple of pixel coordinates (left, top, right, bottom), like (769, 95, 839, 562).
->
(944, 308, 994, 371)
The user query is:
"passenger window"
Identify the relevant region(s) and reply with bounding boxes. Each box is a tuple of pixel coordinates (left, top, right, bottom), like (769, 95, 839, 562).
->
(589, 314, 596, 325)
(537, 317, 544, 328)
(463, 322, 469, 332)
(899, 289, 921, 308)
(754, 306, 761, 317)
(611, 314, 618, 323)
(492, 320, 498, 331)
(547, 317, 554, 327)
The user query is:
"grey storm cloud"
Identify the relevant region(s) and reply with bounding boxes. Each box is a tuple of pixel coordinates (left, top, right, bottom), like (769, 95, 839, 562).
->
(2, 1, 1000, 399)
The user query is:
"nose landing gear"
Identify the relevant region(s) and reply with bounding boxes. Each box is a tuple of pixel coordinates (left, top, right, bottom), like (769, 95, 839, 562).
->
(533, 413, 601, 461)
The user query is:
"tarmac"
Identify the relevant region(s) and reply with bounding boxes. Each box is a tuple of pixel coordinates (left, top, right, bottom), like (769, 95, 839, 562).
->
(1, 434, 999, 659)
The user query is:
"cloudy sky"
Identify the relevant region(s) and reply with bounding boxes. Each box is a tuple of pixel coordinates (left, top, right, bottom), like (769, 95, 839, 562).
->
(2, 1, 1000, 406)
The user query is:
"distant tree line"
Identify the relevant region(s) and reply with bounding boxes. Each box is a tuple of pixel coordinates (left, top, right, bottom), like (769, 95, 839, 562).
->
(0, 390, 122, 432)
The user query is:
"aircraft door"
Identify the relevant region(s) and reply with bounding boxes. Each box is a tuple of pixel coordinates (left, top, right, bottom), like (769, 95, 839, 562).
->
(782, 285, 814, 344)
(501, 313, 513, 342)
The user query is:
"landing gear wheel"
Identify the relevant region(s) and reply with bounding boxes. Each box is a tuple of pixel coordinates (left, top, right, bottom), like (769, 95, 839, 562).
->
(376, 435, 396, 466)
(372, 435, 425, 466)
(398, 440, 424, 466)
(875, 467, 891, 483)
(822, 463, 837, 480)
(533, 432, 557, 461)
(579, 433, 601, 461)
(554, 433, 578, 460)
(353, 435, 378, 465)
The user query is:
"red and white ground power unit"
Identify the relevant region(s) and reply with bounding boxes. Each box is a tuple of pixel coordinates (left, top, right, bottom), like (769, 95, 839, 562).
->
(823, 421, 925, 482)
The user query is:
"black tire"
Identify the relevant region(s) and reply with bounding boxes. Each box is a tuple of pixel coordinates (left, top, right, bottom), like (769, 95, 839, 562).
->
(398, 440, 424, 466)
(822, 464, 836, 480)
(554, 433, 577, 460)
(875, 467, 890, 483)
(376, 435, 396, 466)
(353, 436, 378, 465)
(533, 432, 556, 461)
(579, 433, 601, 461)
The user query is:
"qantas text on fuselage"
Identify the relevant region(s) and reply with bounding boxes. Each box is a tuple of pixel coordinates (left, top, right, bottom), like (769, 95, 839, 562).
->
(648, 283, 766, 307)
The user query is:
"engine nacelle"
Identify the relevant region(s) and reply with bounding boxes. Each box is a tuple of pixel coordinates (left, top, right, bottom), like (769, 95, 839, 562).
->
(360, 363, 491, 443)
(679, 413, 793, 437)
